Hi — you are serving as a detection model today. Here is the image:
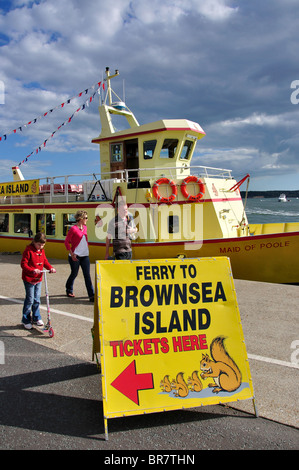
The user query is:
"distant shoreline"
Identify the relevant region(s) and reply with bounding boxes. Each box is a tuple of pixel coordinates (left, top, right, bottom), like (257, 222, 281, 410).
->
(240, 190, 299, 199)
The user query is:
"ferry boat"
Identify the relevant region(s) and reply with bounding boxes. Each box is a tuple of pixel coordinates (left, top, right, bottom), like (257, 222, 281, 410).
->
(1, 68, 299, 284)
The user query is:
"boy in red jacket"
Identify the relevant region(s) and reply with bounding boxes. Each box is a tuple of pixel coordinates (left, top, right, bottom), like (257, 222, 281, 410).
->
(21, 232, 56, 330)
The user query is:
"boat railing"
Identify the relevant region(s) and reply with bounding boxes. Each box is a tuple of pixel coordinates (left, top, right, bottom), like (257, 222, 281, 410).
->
(187, 165, 233, 179)
(0, 165, 233, 204)
(129, 165, 233, 182)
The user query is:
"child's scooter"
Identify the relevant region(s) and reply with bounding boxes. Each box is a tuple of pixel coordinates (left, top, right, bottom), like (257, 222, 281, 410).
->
(32, 270, 54, 338)
(42, 269, 54, 337)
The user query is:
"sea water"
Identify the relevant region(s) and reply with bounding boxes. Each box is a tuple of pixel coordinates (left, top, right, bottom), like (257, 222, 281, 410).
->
(244, 197, 299, 224)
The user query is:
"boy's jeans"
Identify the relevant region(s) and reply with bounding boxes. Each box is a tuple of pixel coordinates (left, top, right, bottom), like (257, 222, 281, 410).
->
(22, 281, 42, 324)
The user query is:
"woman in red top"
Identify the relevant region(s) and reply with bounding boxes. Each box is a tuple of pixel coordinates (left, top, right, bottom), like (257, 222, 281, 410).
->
(64, 210, 94, 301)
(21, 232, 56, 330)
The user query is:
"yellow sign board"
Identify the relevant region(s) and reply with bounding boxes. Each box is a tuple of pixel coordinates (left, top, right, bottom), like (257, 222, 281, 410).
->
(0, 179, 39, 196)
(94, 257, 255, 437)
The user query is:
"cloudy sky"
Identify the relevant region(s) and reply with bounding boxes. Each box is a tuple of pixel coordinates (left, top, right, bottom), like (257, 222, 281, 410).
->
(1, 0, 299, 190)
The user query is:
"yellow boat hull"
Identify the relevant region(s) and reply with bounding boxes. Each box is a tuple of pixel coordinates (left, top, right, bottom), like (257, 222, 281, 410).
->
(129, 231, 299, 284)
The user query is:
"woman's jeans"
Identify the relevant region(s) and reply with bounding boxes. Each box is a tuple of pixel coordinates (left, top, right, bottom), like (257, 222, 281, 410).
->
(22, 281, 42, 324)
(66, 255, 94, 298)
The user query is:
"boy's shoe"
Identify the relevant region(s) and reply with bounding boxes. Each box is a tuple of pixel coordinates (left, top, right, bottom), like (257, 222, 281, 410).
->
(33, 319, 44, 327)
(22, 322, 33, 330)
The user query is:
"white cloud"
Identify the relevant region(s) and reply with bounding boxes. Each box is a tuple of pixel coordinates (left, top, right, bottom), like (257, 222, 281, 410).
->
(130, 0, 237, 24)
(219, 113, 283, 128)
(193, 0, 238, 21)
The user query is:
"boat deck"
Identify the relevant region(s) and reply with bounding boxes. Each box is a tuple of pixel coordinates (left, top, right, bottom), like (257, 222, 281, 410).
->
(250, 222, 299, 235)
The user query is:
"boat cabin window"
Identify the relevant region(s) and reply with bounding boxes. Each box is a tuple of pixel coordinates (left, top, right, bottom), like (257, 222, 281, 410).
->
(63, 213, 76, 236)
(144, 140, 157, 159)
(14, 213, 31, 234)
(36, 213, 56, 236)
(180, 139, 194, 160)
(168, 215, 180, 234)
(111, 143, 123, 162)
(0, 213, 9, 232)
(160, 139, 178, 159)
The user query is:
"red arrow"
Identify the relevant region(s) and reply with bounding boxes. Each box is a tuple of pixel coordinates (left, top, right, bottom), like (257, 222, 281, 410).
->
(111, 360, 154, 405)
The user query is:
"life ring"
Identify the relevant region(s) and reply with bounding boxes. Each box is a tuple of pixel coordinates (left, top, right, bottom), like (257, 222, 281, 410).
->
(153, 177, 178, 203)
(181, 176, 205, 202)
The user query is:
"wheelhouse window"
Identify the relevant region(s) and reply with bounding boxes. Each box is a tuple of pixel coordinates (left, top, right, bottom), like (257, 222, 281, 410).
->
(36, 213, 56, 236)
(180, 139, 194, 160)
(143, 140, 157, 159)
(160, 139, 178, 159)
(111, 143, 123, 162)
(168, 215, 180, 234)
(63, 213, 76, 236)
(14, 213, 31, 234)
(0, 213, 9, 232)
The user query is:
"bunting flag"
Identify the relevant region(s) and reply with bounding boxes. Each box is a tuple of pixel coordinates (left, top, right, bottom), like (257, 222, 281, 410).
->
(18, 88, 100, 166)
(0, 79, 103, 143)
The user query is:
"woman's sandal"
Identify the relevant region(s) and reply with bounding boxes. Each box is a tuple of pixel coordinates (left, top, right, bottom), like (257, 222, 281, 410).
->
(66, 292, 75, 298)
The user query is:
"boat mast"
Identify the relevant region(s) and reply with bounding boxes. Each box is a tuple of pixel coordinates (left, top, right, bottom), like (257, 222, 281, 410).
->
(105, 67, 119, 106)
(98, 67, 139, 132)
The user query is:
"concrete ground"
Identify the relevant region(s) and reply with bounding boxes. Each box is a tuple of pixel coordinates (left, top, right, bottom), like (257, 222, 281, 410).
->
(0, 253, 298, 450)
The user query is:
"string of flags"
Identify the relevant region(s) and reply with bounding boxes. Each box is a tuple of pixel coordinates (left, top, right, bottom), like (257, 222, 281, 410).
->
(17, 83, 102, 166)
(0, 79, 103, 143)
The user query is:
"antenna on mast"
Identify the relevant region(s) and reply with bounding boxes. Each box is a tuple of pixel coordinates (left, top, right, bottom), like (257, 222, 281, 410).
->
(105, 67, 119, 106)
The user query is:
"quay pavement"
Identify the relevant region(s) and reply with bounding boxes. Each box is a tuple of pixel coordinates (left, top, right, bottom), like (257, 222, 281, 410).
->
(0, 253, 298, 450)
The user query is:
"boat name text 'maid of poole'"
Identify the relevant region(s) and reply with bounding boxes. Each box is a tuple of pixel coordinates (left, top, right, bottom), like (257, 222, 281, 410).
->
(1, 68, 299, 284)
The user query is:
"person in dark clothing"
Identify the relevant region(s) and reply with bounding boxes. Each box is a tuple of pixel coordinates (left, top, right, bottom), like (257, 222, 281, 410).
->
(105, 201, 137, 260)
